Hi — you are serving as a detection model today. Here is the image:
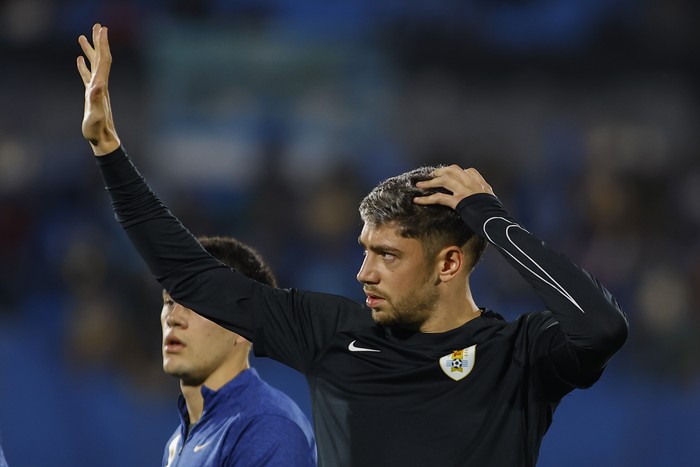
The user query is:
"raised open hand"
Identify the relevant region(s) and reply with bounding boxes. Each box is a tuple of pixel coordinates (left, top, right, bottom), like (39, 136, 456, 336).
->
(77, 23, 120, 155)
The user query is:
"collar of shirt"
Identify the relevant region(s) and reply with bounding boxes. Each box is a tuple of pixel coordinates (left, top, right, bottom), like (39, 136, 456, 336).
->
(176, 368, 259, 436)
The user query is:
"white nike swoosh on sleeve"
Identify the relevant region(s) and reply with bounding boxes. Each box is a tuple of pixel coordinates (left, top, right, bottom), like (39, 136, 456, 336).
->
(483, 216, 585, 314)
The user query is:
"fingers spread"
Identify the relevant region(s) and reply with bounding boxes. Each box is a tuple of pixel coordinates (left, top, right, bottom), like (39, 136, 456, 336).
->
(415, 165, 462, 190)
(100, 26, 112, 60)
(413, 194, 437, 204)
(414, 193, 444, 205)
(94, 27, 112, 84)
(415, 176, 442, 189)
(413, 192, 457, 209)
(78, 35, 95, 65)
(76, 56, 90, 85)
(92, 23, 102, 50)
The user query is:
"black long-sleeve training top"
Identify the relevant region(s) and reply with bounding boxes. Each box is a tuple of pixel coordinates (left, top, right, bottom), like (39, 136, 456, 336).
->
(96, 147, 628, 467)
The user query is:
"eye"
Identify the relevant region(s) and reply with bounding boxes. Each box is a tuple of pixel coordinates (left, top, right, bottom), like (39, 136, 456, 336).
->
(381, 252, 396, 260)
(163, 298, 174, 307)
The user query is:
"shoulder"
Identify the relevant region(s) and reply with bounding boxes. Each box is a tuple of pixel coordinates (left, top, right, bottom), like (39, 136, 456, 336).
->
(505, 310, 559, 334)
(229, 394, 316, 466)
(522, 310, 561, 337)
(244, 376, 310, 423)
(227, 371, 312, 434)
(226, 415, 317, 466)
(478, 309, 560, 346)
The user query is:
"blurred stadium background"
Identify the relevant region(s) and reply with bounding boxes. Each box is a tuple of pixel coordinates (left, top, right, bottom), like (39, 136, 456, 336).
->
(1, 0, 699, 465)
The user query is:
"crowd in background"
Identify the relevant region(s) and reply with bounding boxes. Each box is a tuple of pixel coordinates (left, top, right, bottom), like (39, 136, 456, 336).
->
(1, 0, 699, 465)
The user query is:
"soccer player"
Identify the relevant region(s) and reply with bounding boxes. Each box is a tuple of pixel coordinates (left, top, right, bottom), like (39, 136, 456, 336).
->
(160, 236, 316, 466)
(78, 24, 628, 467)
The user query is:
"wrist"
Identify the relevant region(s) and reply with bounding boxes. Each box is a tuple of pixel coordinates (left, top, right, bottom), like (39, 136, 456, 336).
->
(90, 136, 121, 156)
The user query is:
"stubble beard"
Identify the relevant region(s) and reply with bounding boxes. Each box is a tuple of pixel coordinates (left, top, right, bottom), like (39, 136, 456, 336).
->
(371, 278, 440, 330)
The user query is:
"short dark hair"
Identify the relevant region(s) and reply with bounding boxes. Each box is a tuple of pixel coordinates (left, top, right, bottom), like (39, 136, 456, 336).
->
(359, 166, 486, 269)
(197, 236, 277, 287)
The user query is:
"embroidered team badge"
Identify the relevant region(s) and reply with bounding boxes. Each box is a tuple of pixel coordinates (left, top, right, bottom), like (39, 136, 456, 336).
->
(439, 345, 477, 381)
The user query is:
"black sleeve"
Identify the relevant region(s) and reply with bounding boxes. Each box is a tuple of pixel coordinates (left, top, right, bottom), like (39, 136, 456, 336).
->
(94, 146, 367, 372)
(456, 194, 629, 394)
(95, 147, 258, 338)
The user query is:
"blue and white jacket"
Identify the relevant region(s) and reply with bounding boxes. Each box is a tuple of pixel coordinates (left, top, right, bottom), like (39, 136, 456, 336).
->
(162, 368, 316, 467)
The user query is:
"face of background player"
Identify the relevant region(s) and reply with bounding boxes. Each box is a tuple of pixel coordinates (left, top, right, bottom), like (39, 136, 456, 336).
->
(160, 291, 247, 389)
(356, 222, 441, 330)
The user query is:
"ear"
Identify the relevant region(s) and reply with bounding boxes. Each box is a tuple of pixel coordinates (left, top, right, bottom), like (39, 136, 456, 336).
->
(435, 246, 464, 283)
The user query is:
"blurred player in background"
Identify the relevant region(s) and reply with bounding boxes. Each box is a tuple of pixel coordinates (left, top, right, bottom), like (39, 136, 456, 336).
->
(160, 235, 316, 466)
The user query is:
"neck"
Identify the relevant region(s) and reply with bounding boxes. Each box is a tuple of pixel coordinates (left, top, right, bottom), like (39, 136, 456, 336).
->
(181, 383, 206, 425)
(180, 361, 250, 425)
(419, 283, 481, 333)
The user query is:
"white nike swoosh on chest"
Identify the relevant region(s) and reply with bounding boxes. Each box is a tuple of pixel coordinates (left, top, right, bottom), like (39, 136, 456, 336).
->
(193, 441, 211, 453)
(348, 340, 381, 352)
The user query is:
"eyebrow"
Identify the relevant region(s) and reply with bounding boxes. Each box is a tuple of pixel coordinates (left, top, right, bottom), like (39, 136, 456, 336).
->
(357, 237, 402, 255)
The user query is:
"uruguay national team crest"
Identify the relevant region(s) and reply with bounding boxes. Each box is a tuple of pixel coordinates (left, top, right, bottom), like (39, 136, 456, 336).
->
(439, 345, 477, 381)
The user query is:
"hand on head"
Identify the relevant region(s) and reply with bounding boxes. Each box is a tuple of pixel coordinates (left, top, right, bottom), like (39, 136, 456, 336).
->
(413, 165, 495, 209)
(77, 23, 121, 155)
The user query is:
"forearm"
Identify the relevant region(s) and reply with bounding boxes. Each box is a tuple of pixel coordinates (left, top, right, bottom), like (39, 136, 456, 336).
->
(457, 194, 629, 368)
(95, 146, 209, 272)
(95, 146, 255, 337)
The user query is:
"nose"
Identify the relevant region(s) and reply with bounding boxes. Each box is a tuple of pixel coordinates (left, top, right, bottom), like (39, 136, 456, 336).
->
(165, 303, 189, 329)
(356, 254, 378, 285)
